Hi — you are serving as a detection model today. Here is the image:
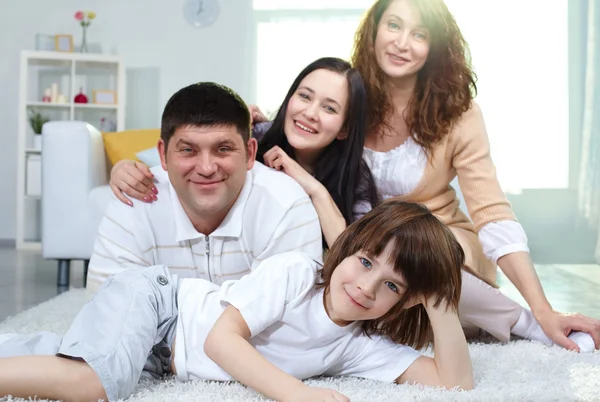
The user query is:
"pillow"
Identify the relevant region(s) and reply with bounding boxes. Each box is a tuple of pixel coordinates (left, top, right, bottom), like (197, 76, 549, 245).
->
(102, 129, 160, 166)
(136, 146, 161, 167)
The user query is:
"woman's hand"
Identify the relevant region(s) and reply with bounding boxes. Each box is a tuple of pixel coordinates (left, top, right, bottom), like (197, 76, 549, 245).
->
(248, 104, 268, 125)
(263, 146, 322, 197)
(109, 159, 157, 206)
(535, 309, 600, 351)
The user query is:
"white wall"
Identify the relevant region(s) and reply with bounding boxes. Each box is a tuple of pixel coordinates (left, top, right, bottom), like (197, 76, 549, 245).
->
(0, 0, 255, 240)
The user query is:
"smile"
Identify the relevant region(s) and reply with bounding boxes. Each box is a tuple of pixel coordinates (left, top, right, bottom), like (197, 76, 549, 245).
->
(388, 53, 410, 64)
(345, 290, 367, 309)
(190, 179, 224, 187)
(294, 120, 317, 134)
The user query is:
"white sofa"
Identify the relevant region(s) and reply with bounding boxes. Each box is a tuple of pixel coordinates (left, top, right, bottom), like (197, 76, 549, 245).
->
(41, 121, 114, 288)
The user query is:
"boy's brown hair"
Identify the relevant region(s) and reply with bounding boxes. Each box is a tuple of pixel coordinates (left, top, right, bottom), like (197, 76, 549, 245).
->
(319, 199, 464, 349)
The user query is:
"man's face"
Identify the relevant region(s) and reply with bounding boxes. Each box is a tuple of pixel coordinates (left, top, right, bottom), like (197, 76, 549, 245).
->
(158, 125, 257, 230)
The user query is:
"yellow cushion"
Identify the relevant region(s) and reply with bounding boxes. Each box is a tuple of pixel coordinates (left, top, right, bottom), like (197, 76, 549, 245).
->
(102, 129, 160, 166)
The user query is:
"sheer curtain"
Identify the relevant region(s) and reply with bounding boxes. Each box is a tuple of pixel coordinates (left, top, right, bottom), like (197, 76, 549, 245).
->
(253, 0, 569, 193)
(577, 0, 600, 262)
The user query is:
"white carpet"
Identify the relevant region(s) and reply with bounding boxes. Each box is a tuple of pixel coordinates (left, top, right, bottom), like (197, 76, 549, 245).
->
(0, 290, 598, 402)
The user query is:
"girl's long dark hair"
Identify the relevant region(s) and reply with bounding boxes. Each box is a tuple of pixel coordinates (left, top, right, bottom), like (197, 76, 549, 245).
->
(256, 57, 378, 229)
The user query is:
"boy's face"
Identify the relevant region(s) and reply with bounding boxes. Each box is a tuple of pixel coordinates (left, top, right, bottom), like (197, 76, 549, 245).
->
(325, 243, 407, 326)
(158, 124, 257, 229)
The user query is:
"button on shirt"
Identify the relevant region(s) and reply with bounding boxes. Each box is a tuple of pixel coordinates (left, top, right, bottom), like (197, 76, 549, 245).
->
(87, 162, 323, 294)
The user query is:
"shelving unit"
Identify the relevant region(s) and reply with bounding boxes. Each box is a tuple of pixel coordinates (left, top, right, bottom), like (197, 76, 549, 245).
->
(16, 50, 125, 250)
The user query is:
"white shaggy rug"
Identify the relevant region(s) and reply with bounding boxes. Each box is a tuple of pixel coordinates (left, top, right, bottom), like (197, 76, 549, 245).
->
(0, 290, 598, 402)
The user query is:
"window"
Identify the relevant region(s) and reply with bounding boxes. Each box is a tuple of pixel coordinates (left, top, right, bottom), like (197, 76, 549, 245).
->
(253, 0, 569, 190)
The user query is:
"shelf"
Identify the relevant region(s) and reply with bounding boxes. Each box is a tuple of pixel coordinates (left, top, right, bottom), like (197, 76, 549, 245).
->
(17, 240, 42, 251)
(22, 50, 121, 64)
(17, 49, 125, 250)
(26, 101, 118, 110)
(26, 101, 69, 108)
(75, 103, 118, 110)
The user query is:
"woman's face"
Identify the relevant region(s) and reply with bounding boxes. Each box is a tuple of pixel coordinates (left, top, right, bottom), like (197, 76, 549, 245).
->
(374, 0, 430, 83)
(284, 69, 349, 157)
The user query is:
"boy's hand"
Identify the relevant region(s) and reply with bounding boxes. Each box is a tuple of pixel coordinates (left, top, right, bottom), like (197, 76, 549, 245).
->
(287, 385, 349, 402)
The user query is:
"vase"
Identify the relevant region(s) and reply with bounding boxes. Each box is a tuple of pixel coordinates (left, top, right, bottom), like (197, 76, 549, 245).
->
(33, 135, 42, 150)
(80, 26, 88, 53)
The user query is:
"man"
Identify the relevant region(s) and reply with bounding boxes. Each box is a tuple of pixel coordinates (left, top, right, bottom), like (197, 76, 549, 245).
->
(87, 82, 323, 293)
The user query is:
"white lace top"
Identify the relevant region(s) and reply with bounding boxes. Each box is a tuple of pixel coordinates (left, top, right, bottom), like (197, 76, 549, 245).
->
(362, 137, 529, 264)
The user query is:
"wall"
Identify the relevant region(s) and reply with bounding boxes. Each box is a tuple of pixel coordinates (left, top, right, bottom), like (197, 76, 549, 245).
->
(0, 0, 254, 240)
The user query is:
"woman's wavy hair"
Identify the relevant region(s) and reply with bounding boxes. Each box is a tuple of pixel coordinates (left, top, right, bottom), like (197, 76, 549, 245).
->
(351, 0, 477, 153)
(256, 57, 379, 232)
(318, 199, 464, 350)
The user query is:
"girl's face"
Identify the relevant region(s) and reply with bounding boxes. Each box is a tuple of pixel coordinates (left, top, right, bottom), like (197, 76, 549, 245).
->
(325, 243, 407, 326)
(284, 69, 349, 158)
(374, 0, 430, 83)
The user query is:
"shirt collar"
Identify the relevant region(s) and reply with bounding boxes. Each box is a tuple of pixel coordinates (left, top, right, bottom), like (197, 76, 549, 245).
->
(170, 169, 254, 242)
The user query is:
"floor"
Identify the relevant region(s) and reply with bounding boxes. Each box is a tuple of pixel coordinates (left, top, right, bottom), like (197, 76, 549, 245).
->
(0, 247, 599, 322)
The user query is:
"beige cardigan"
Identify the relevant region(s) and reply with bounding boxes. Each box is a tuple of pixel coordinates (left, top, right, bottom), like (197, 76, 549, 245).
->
(391, 103, 516, 285)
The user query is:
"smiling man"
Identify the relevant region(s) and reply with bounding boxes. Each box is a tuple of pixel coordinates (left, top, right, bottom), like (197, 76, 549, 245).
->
(86, 82, 323, 294)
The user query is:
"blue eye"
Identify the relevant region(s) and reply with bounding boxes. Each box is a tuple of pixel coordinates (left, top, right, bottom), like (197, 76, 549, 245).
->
(386, 282, 398, 293)
(414, 32, 427, 40)
(324, 105, 336, 113)
(388, 21, 399, 30)
(181, 147, 193, 153)
(360, 257, 372, 269)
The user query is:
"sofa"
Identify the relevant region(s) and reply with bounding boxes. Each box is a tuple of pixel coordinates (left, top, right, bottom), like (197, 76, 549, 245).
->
(42, 121, 115, 288)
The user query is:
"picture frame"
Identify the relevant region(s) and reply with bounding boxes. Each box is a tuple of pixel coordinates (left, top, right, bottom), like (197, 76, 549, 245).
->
(35, 34, 56, 51)
(55, 34, 73, 52)
(93, 90, 117, 105)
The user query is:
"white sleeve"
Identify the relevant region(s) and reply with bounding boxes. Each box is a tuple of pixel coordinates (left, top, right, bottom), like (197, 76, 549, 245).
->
(253, 198, 323, 267)
(87, 197, 154, 294)
(220, 252, 317, 337)
(325, 334, 421, 383)
(478, 220, 530, 264)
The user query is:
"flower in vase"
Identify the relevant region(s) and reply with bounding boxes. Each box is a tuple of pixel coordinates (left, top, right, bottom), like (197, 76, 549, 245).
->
(75, 10, 95, 27)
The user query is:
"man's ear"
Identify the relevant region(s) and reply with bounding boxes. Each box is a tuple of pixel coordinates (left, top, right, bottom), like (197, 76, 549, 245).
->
(158, 138, 168, 171)
(246, 137, 258, 170)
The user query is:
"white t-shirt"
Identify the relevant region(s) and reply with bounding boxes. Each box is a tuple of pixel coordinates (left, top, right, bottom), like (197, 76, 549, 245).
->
(87, 162, 323, 294)
(174, 252, 421, 383)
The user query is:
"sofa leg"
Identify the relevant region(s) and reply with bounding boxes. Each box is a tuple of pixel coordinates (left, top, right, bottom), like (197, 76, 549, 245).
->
(83, 259, 89, 288)
(57, 259, 70, 291)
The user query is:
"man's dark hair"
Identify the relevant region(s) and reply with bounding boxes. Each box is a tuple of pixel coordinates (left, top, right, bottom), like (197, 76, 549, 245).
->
(161, 82, 251, 151)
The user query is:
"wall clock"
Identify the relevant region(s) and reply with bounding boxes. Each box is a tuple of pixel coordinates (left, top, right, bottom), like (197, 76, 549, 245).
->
(183, 0, 220, 28)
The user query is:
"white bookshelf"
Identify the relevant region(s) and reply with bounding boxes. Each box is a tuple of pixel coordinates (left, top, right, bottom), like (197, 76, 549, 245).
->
(16, 50, 126, 250)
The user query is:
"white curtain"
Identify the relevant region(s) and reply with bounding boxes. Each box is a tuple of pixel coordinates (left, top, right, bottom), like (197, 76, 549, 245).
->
(577, 0, 600, 262)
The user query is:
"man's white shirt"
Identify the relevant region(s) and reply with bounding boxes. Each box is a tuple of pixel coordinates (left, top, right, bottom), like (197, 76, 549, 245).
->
(87, 162, 323, 294)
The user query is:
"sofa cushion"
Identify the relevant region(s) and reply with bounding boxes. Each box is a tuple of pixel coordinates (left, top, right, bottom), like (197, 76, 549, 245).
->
(102, 129, 160, 166)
